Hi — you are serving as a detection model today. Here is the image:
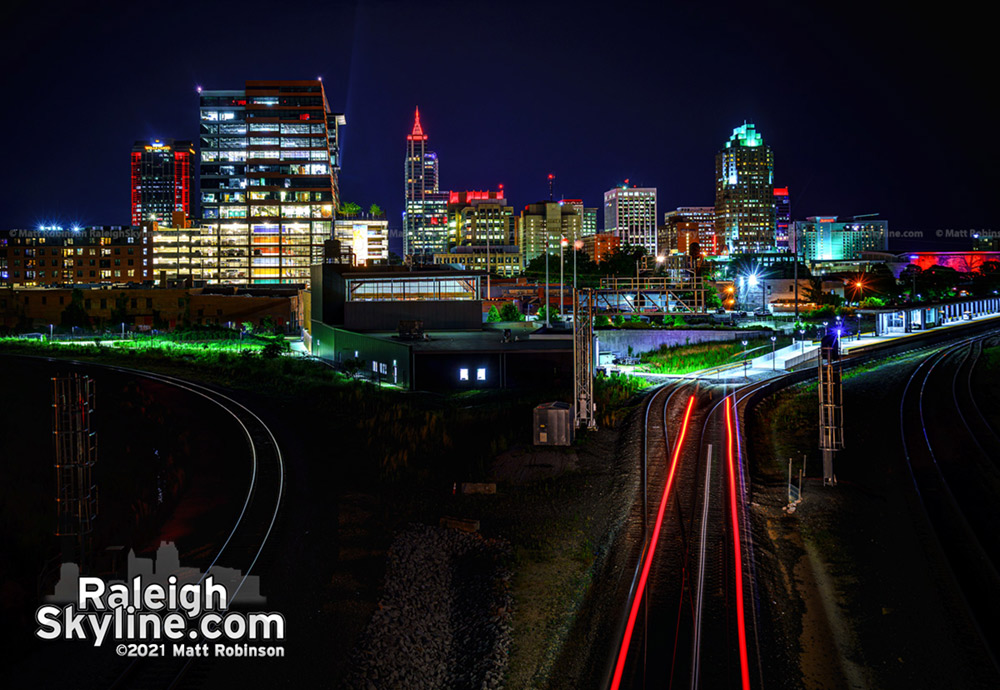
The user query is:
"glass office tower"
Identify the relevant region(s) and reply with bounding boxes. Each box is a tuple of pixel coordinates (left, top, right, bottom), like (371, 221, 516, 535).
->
(199, 80, 345, 284)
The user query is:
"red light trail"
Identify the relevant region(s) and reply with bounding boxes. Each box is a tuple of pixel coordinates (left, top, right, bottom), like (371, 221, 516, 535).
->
(725, 396, 751, 690)
(610, 395, 696, 690)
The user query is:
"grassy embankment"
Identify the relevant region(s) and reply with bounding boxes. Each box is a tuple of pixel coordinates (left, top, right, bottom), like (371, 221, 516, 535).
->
(638, 335, 792, 375)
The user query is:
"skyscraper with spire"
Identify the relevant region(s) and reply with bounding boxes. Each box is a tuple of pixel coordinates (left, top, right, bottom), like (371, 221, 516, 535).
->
(403, 108, 449, 260)
(714, 122, 775, 254)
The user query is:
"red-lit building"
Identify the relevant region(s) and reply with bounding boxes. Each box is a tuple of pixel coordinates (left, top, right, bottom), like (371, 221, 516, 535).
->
(131, 140, 195, 225)
(582, 232, 620, 264)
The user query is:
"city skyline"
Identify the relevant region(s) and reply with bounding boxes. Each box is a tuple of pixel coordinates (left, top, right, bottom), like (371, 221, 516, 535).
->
(1, 1, 994, 250)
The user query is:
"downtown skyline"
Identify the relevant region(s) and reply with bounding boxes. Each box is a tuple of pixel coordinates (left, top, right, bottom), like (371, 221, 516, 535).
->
(1, 0, 994, 250)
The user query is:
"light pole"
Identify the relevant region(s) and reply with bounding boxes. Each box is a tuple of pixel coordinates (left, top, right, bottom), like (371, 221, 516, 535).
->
(742, 339, 749, 379)
(121, 322, 125, 339)
(544, 236, 550, 328)
(799, 328, 805, 352)
(856, 313, 862, 340)
(770, 335, 777, 371)
(560, 235, 567, 319)
(49, 323, 53, 340)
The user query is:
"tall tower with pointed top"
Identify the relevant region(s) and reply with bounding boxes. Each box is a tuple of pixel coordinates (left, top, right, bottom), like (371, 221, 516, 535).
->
(404, 108, 449, 260)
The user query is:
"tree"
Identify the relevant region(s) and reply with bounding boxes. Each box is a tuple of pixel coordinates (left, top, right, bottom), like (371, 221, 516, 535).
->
(60, 288, 90, 330)
(536, 305, 559, 324)
(499, 302, 524, 321)
(598, 245, 647, 277)
(486, 305, 502, 322)
(369, 203, 384, 217)
(261, 340, 285, 359)
(339, 201, 362, 216)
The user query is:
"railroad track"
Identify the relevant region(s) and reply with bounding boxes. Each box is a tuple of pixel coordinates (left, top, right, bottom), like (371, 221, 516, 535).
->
(609, 376, 776, 690)
(27, 357, 287, 690)
(898, 334, 1000, 671)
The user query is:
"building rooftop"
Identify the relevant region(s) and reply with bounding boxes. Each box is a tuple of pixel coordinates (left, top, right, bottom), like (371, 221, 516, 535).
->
(355, 329, 572, 354)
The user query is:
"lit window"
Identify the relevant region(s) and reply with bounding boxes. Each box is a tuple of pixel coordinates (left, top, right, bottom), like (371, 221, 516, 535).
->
(476, 368, 486, 381)
(459, 368, 469, 381)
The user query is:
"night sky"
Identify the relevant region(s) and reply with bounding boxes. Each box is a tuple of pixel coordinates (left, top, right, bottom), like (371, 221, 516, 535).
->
(2, 0, 994, 252)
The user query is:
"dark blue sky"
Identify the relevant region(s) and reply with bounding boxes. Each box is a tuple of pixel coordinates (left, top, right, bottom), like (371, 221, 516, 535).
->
(1, 0, 993, 251)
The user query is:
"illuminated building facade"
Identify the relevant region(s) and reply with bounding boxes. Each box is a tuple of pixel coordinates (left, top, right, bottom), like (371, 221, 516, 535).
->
(403, 108, 449, 260)
(131, 139, 195, 225)
(715, 123, 775, 254)
(1, 226, 152, 286)
(198, 80, 345, 285)
(663, 207, 717, 255)
(657, 221, 700, 256)
(604, 185, 657, 255)
(560, 200, 598, 237)
(790, 216, 888, 261)
(333, 215, 389, 266)
(447, 190, 516, 248)
(432, 245, 523, 276)
(581, 232, 620, 264)
(520, 202, 582, 264)
(774, 187, 791, 250)
(150, 220, 215, 284)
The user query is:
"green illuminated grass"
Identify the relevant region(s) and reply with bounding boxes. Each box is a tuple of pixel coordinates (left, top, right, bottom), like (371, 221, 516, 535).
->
(638, 336, 793, 375)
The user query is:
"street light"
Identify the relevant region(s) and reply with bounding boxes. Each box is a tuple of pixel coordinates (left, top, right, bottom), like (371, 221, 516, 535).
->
(799, 328, 805, 351)
(856, 313, 862, 340)
(49, 323, 53, 340)
(560, 236, 568, 319)
(742, 339, 749, 379)
(770, 335, 777, 371)
(544, 236, 551, 328)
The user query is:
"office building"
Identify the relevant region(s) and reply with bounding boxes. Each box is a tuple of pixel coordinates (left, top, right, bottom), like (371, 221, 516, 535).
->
(333, 215, 389, 266)
(774, 187, 791, 250)
(715, 123, 775, 254)
(403, 108, 450, 260)
(198, 79, 345, 285)
(131, 139, 195, 225)
(560, 200, 598, 237)
(790, 216, 889, 262)
(150, 218, 216, 284)
(582, 232, 620, 264)
(432, 245, 523, 276)
(604, 185, 657, 255)
(662, 207, 716, 256)
(447, 190, 516, 248)
(520, 202, 582, 264)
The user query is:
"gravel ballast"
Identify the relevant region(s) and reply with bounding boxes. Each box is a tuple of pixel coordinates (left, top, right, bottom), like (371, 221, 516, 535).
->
(343, 523, 513, 690)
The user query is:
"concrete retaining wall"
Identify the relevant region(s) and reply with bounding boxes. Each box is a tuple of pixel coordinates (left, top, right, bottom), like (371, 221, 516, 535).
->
(597, 329, 770, 355)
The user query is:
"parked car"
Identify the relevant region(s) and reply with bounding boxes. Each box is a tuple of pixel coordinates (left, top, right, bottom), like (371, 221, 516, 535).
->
(753, 308, 771, 317)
